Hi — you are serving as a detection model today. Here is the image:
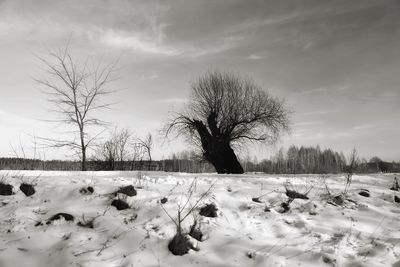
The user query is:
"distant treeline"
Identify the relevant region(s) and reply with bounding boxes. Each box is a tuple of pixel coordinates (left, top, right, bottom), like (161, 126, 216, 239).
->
(241, 145, 400, 174)
(0, 145, 399, 173)
(0, 157, 214, 173)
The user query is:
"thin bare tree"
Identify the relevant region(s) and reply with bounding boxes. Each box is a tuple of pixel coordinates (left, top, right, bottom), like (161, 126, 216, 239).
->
(165, 70, 290, 174)
(137, 133, 153, 170)
(95, 127, 132, 170)
(344, 148, 359, 195)
(36, 45, 117, 171)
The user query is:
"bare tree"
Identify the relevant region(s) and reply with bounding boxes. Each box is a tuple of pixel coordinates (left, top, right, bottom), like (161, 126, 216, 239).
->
(116, 128, 131, 168)
(137, 133, 153, 170)
(95, 127, 132, 170)
(129, 142, 146, 170)
(165, 70, 290, 174)
(95, 135, 118, 170)
(344, 148, 359, 195)
(37, 45, 117, 171)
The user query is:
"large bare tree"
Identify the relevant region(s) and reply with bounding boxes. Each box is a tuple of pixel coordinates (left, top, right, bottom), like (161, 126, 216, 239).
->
(166, 71, 290, 174)
(37, 46, 117, 171)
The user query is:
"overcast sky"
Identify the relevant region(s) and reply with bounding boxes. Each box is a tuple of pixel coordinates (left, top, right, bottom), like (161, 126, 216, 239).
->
(0, 0, 399, 161)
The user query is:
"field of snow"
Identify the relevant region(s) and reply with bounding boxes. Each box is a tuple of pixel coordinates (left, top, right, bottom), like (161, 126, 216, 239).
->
(0, 170, 399, 267)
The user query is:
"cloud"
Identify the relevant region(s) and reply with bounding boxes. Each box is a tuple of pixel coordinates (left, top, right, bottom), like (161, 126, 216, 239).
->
(156, 98, 187, 104)
(247, 54, 264, 60)
(143, 72, 160, 80)
(294, 121, 323, 127)
(299, 85, 351, 95)
(100, 30, 178, 56)
(353, 124, 376, 130)
(298, 110, 339, 116)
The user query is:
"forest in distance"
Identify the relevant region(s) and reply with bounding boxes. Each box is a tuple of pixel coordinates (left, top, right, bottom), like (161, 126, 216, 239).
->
(1, 145, 399, 174)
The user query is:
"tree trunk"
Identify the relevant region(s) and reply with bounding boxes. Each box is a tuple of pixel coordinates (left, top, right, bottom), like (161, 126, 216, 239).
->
(81, 147, 87, 171)
(148, 154, 152, 171)
(204, 141, 243, 174)
(80, 129, 87, 171)
(193, 118, 244, 174)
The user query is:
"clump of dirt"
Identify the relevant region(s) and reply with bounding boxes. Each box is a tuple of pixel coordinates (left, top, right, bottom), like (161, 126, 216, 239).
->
(79, 186, 94, 195)
(116, 185, 137, 197)
(286, 189, 309, 200)
(160, 197, 168, 204)
(394, 195, 400, 203)
(189, 221, 203, 241)
(252, 197, 262, 203)
(247, 251, 256, 259)
(20, 183, 35, 196)
(279, 200, 291, 213)
(168, 233, 195, 256)
(111, 199, 130, 210)
(322, 254, 336, 265)
(77, 218, 94, 228)
(358, 189, 370, 197)
(46, 213, 74, 225)
(0, 183, 13, 196)
(199, 203, 218, 217)
(123, 214, 138, 224)
(331, 195, 345, 206)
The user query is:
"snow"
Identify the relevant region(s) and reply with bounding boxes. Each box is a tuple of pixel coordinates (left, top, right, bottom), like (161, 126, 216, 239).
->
(0, 170, 399, 267)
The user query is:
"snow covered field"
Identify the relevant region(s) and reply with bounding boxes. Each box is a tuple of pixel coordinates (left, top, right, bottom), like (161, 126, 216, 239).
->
(0, 170, 399, 267)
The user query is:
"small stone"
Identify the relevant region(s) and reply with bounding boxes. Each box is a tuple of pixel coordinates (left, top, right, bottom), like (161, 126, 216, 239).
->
(199, 203, 218, 217)
(0, 183, 13, 195)
(160, 197, 168, 204)
(20, 183, 35, 196)
(359, 190, 370, 197)
(116, 185, 137, 197)
(111, 199, 130, 210)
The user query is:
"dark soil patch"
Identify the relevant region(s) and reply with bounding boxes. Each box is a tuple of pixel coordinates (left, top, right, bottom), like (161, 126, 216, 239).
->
(79, 186, 94, 195)
(116, 185, 137, 197)
(0, 183, 13, 196)
(111, 199, 130, 210)
(46, 213, 74, 225)
(199, 203, 218, 218)
(20, 183, 35, 197)
(189, 221, 203, 241)
(332, 195, 344, 206)
(286, 189, 309, 200)
(160, 197, 168, 204)
(280, 201, 291, 213)
(278, 198, 294, 213)
(395, 195, 400, 203)
(359, 189, 370, 197)
(168, 233, 194, 256)
(247, 252, 256, 259)
(77, 219, 94, 228)
(252, 197, 262, 203)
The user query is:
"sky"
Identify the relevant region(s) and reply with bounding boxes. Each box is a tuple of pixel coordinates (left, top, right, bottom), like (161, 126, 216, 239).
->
(0, 0, 399, 162)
